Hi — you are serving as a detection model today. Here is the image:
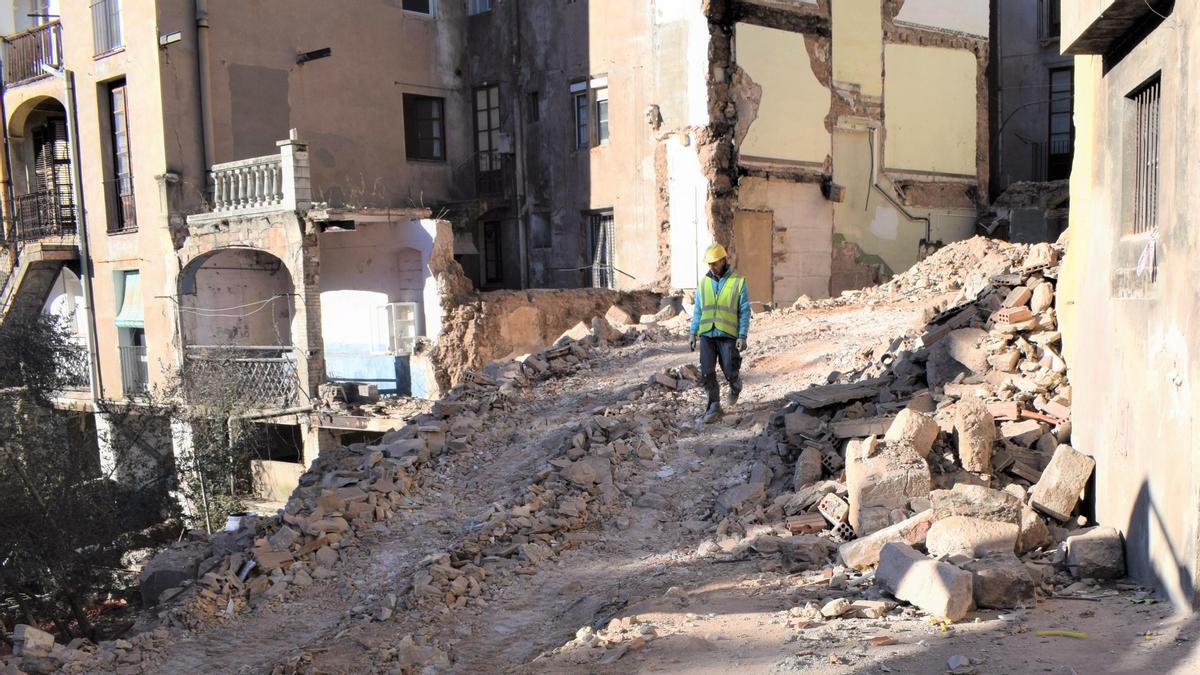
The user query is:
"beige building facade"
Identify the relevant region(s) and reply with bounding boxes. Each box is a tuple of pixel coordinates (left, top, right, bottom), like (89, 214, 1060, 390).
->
(1058, 0, 1198, 608)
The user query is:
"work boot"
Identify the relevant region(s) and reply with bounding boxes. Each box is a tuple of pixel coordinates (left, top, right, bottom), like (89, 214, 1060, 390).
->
(702, 402, 722, 424)
(727, 389, 740, 406)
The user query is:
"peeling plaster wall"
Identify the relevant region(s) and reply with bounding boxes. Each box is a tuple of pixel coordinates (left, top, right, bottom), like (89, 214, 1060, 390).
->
(893, 0, 989, 37)
(884, 44, 979, 175)
(738, 177, 833, 301)
(735, 22, 829, 164)
(831, 0, 883, 97)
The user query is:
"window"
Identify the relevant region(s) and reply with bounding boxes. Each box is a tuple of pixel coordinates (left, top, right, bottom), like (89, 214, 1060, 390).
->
(474, 85, 501, 181)
(572, 87, 589, 149)
(588, 210, 615, 289)
(31, 118, 74, 232)
(403, 94, 445, 161)
(108, 80, 135, 232)
(1038, 0, 1060, 40)
(372, 302, 419, 356)
(595, 87, 609, 144)
(90, 0, 122, 55)
(483, 222, 502, 283)
(527, 91, 540, 123)
(1047, 67, 1073, 181)
(468, 0, 492, 15)
(32, 0, 58, 26)
(402, 0, 434, 15)
(1128, 75, 1161, 235)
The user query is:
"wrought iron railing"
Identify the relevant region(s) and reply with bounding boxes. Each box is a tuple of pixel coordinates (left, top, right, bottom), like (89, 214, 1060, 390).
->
(2, 21, 62, 86)
(12, 190, 76, 241)
(118, 345, 148, 396)
(183, 345, 299, 410)
(61, 340, 91, 391)
(475, 151, 511, 197)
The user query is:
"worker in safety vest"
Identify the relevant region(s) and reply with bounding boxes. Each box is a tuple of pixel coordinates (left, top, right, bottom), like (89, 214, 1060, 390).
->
(688, 243, 750, 423)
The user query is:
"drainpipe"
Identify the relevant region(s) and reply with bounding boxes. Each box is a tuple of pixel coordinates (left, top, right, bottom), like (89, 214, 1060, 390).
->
(0, 63, 15, 242)
(194, 0, 214, 180)
(511, 0, 529, 289)
(866, 125, 932, 244)
(56, 67, 103, 401)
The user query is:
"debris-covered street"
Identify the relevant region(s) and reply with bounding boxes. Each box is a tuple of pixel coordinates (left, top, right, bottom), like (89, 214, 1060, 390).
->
(13, 239, 1186, 674)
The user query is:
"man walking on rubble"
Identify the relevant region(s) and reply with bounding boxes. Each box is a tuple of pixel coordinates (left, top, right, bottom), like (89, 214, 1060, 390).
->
(688, 243, 750, 424)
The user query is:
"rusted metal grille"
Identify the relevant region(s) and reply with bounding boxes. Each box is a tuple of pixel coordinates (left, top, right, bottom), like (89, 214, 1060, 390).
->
(118, 345, 147, 396)
(183, 345, 299, 410)
(1131, 77, 1160, 235)
(13, 190, 75, 240)
(2, 21, 62, 86)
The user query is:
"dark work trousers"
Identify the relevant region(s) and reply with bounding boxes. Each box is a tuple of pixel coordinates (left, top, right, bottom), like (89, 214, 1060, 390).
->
(699, 334, 742, 407)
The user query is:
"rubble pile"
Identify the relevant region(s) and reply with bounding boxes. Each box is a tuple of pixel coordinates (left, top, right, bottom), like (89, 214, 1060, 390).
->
(706, 240, 1126, 622)
(316, 381, 432, 419)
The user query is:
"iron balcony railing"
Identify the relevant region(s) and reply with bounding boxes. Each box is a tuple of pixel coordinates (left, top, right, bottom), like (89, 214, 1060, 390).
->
(2, 21, 63, 86)
(12, 190, 76, 241)
(475, 151, 512, 197)
(183, 345, 299, 410)
(61, 340, 91, 391)
(118, 345, 148, 396)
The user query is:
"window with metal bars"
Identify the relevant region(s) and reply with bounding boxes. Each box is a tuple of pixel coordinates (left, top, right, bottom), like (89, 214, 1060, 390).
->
(1047, 67, 1073, 180)
(29, 117, 74, 235)
(1128, 75, 1160, 235)
(588, 210, 615, 289)
(90, 0, 122, 55)
(108, 80, 136, 232)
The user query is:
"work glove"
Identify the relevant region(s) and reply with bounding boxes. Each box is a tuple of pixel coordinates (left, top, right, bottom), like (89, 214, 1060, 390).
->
(688, 334, 697, 352)
(736, 338, 747, 351)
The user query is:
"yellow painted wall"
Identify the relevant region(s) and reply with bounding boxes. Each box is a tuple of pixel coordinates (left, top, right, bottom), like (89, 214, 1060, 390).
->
(736, 23, 829, 163)
(832, 0, 882, 97)
(883, 44, 977, 175)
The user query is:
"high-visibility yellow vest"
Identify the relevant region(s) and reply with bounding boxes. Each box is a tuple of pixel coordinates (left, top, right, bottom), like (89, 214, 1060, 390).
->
(697, 272, 744, 337)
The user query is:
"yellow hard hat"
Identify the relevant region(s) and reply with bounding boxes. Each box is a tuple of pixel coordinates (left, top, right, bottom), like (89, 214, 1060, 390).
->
(704, 243, 728, 264)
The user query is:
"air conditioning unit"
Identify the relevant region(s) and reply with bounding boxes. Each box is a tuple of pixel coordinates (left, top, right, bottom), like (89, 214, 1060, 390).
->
(372, 302, 419, 356)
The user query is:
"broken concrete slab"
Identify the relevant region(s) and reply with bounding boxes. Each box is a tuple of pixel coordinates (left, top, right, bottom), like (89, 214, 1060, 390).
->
(876, 542, 974, 621)
(930, 484, 1021, 524)
(1029, 444, 1094, 521)
(945, 328, 990, 373)
(953, 397, 995, 473)
(1065, 526, 1126, 579)
(963, 553, 1036, 609)
(845, 440, 931, 536)
(925, 515, 1019, 558)
(838, 509, 935, 570)
(832, 415, 895, 439)
(785, 377, 889, 408)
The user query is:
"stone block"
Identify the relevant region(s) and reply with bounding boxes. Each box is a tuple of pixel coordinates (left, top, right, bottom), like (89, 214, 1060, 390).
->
(945, 328, 989, 373)
(925, 515, 1018, 558)
(930, 484, 1021, 524)
(1066, 526, 1125, 579)
(779, 534, 831, 573)
(876, 542, 974, 621)
(784, 411, 822, 442)
(1000, 419, 1045, 447)
(953, 397, 995, 473)
(883, 409, 940, 458)
(604, 304, 636, 326)
(793, 446, 824, 488)
(590, 316, 623, 344)
(13, 624, 55, 657)
(963, 554, 1036, 609)
(1017, 505, 1053, 554)
(845, 440, 931, 536)
(1030, 282, 1054, 313)
(838, 509, 935, 569)
(1030, 444, 1094, 521)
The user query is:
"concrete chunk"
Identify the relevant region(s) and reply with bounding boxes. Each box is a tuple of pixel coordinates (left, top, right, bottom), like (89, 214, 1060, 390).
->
(838, 509, 935, 569)
(1065, 526, 1125, 579)
(876, 542, 974, 621)
(845, 440, 931, 536)
(13, 624, 55, 657)
(793, 446, 824, 488)
(963, 553, 1037, 609)
(1017, 505, 1053, 554)
(945, 328, 989, 373)
(953, 397, 995, 473)
(1030, 444, 1094, 521)
(930, 484, 1021, 524)
(926, 515, 1018, 558)
(604, 304, 636, 326)
(883, 409, 940, 458)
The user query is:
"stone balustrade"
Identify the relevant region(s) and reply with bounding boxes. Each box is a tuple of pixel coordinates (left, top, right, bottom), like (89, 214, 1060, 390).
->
(188, 129, 311, 224)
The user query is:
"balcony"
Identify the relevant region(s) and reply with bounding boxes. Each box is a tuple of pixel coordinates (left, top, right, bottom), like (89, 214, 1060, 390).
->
(10, 190, 76, 241)
(118, 345, 148, 396)
(2, 22, 63, 87)
(188, 131, 311, 225)
(183, 345, 299, 410)
(475, 151, 513, 197)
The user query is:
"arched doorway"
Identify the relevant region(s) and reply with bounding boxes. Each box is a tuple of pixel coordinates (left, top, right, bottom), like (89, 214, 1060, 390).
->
(178, 247, 298, 409)
(7, 96, 74, 240)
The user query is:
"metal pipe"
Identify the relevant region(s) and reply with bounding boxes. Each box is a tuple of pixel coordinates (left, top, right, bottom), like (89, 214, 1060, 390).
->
(867, 126, 931, 243)
(512, 0, 529, 289)
(194, 0, 214, 178)
(62, 69, 103, 402)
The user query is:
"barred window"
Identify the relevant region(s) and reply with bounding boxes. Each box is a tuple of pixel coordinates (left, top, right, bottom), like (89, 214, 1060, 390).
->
(1129, 75, 1160, 234)
(90, 0, 122, 55)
